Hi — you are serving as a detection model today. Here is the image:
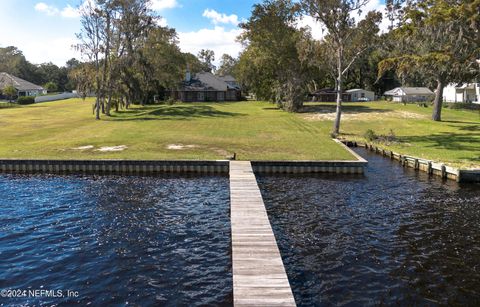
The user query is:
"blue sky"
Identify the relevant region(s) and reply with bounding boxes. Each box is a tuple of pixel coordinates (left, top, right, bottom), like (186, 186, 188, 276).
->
(0, 0, 386, 67)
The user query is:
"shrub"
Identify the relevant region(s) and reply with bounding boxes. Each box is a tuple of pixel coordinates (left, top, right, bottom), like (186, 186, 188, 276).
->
(17, 96, 35, 105)
(445, 102, 480, 110)
(166, 97, 177, 105)
(364, 129, 377, 142)
(378, 129, 398, 144)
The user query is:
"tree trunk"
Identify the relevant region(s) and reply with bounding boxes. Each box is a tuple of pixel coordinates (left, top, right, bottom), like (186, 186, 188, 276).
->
(106, 93, 112, 116)
(333, 48, 343, 135)
(334, 77, 343, 135)
(432, 78, 444, 121)
(95, 96, 100, 120)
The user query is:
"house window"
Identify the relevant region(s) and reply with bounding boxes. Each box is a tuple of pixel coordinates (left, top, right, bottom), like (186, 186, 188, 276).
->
(361, 93, 365, 98)
(197, 92, 205, 101)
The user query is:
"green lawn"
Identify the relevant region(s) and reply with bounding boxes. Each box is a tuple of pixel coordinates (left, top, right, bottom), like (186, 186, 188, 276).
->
(299, 101, 480, 168)
(0, 98, 353, 161)
(1, 99, 478, 167)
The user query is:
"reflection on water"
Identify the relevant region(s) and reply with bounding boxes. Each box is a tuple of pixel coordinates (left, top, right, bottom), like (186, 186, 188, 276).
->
(258, 148, 480, 306)
(0, 174, 232, 306)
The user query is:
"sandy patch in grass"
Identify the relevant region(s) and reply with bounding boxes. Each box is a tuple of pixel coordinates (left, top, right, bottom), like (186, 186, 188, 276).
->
(96, 145, 128, 152)
(303, 109, 426, 121)
(73, 145, 95, 150)
(167, 144, 199, 150)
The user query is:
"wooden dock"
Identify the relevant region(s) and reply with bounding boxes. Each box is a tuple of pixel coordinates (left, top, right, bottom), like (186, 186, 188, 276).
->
(230, 161, 296, 306)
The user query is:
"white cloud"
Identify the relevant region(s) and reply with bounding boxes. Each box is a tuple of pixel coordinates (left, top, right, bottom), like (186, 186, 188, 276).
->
(61, 5, 81, 18)
(34, 2, 81, 18)
(178, 26, 243, 66)
(203, 9, 239, 26)
(354, 0, 390, 33)
(150, 0, 179, 11)
(26, 37, 79, 65)
(157, 17, 168, 27)
(35, 2, 59, 16)
(297, 15, 326, 41)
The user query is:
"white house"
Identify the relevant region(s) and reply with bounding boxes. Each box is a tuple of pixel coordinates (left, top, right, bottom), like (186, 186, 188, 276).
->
(384, 87, 434, 103)
(0, 72, 46, 97)
(345, 89, 375, 102)
(442, 83, 479, 104)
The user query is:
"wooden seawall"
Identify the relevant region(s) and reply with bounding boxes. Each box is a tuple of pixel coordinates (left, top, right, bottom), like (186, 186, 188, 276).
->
(230, 161, 296, 306)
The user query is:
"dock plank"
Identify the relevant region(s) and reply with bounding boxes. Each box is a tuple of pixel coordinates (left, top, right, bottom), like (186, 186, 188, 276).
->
(230, 161, 296, 307)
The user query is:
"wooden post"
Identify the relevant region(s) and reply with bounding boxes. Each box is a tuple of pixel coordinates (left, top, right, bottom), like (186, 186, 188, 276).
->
(414, 159, 419, 170)
(441, 164, 447, 179)
(427, 162, 433, 175)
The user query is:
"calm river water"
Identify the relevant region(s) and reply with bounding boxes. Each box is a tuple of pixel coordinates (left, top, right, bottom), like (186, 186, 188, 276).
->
(258, 148, 480, 306)
(0, 175, 232, 306)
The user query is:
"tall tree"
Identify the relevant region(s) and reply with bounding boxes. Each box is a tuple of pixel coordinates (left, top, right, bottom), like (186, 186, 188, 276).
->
(378, 0, 480, 121)
(302, 0, 381, 134)
(197, 49, 216, 72)
(0, 46, 38, 82)
(238, 0, 306, 112)
(76, 0, 105, 119)
(216, 54, 238, 76)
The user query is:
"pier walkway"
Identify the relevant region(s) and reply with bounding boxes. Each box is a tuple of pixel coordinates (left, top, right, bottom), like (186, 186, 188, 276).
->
(230, 161, 296, 306)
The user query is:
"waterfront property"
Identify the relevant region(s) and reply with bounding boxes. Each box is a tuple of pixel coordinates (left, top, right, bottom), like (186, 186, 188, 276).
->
(384, 87, 434, 103)
(0, 99, 479, 168)
(0, 72, 46, 97)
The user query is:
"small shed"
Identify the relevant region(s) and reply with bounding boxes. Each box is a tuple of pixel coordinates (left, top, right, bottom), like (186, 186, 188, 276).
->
(345, 89, 375, 102)
(384, 87, 434, 103)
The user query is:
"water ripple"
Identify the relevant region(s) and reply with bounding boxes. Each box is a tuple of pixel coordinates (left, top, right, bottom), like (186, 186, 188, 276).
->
(258, 148, 480, 306)
(0, 174, 232, 306)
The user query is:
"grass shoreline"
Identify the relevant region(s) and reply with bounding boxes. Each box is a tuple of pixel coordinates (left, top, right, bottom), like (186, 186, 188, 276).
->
(0, 98, 478, 168)
(0, 99, 353, 161)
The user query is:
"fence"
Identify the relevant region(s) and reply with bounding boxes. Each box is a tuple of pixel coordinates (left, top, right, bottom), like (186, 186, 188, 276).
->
(35, 93, 79, 103)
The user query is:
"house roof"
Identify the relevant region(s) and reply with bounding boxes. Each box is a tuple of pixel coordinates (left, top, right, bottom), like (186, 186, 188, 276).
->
(454, 83, 476, 89)
(218, 75, 236, 82)
(385, 87, 433, 96)
(0, 72, 44, 91)
(345, 88, 374, 93)
(180, 72, 233, 92)
(196, 72, 228, 91)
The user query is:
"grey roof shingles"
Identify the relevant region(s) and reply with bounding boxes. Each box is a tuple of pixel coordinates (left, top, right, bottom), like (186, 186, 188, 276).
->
(385, 87, 433, 96)
(0, 72, 44, 91)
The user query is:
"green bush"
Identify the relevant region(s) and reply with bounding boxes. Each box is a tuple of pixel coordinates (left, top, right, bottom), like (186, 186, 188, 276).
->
(166, 97, 177, 105)
(445, 102, 480, 110)
(377, 129, 398, 144)
(364, 129, 377, 142)
(17, 96, 35, 105)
